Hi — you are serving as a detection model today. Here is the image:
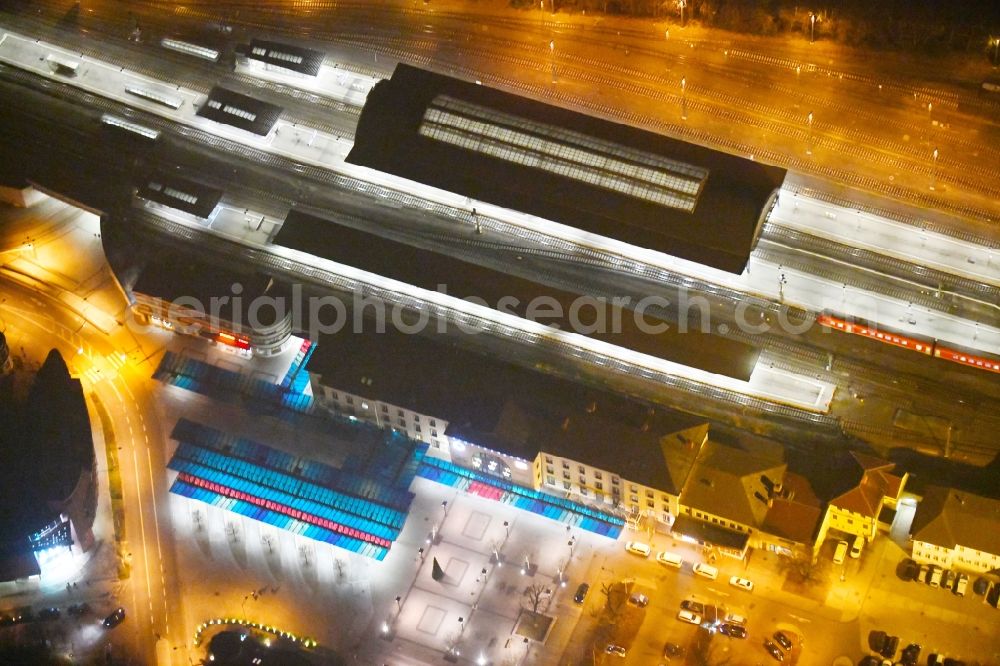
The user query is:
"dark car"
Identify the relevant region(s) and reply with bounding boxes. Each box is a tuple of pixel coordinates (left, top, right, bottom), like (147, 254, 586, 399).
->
(720, 623, 748, 639)
(880, 636, 900, 659)
(680, 600, 705, 614)
(663, 643, 685, 659)
(860, 657, 882, 666)
(927, 654, 942, 666)
(900, 643, 921, 666)
(764, 639, 785, 662)
(38, 607, 61, 621)
(942, 659, 966, 666)
(972, 577, 990, 596)
(902, 644, 922, 666)
(774, 631, 794, 651)
(900, 560, 920, 582)
(67, 603, 90, 617)
(103, 607, 126, 629)
(12, 607, 33, 624)
(869, 630, 888, 652)
(573, 583, 589, 604)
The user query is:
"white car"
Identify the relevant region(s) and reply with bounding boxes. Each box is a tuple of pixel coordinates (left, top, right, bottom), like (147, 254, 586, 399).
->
(656, 551, 684, 568)
(625, 541, 651, 558)
(692, 562, 719, 580)
(729, 576, 754, 592)
(677, 609, 702, 625)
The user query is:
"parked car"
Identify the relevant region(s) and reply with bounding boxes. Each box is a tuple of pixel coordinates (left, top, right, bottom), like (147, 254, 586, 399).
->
(103, 607, 126, 629)
(860, 656, 882, 666)
(573, 583, 590, 604)
(729, 576, 754, 591)
(986, 581, 1000, 608)
(67, 603, 90, 617)
(953, 573, 969, 597)
(724, 612, 747, 625)
(629, 593, 649, 608)
(774, 631, 793, 651)
(972, 577, 990, 596)
(657, 551, 684, 568)
(927, 653, 943, 666)
(928, 566, 943, 588)
(680, 600, 705, 614)
(663, 642, 684, 659)
(833, 540, 849, 564)
(901, 643, 922, 666)
(693, 563, 719, 580)
(850, 535, 864, 559)
(918, 565, 930, 584)
(869, 630, 888, 653)
(677, 610, 702, 625)
(625, 541, 651, 558)
(940, 570, 956, 590)
(900, 560, 920, 581)
(720, 623, 748, 639)
(38, 607, 60, 621)
(604, 644, 626, 657)
(880, 636, 900, 659)
(12, 607, 33, 624)
(942, 659, 966, 666)
(764, 639, 785, 662)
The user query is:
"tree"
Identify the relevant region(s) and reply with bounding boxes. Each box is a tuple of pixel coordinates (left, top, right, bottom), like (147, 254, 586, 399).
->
(599, 581, 629, 624)
(778, 553, 822, 584)
(522, 583, 551, 613)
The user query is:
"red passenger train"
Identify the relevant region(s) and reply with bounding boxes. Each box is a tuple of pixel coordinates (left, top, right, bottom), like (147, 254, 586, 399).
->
(817, 313, 1000, 375)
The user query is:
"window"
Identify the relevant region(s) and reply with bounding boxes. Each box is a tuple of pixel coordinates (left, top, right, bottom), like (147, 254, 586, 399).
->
(630, 485, 637, 493)
(346, 396, 354, 405)
(595, 482, 603, 491)
(580, 488, 588, 496)
(431, 429, 438, 437)
(545, 456, 553, 464)
(646, 501, 654, 508)
(630, 495, 638, 503)
(563, 471, 570, 480)
(579, 476, 586, 485)
(546, 466, 554, 474)
(562, 461, 569, 469)
(595, 471, 602, 480)
(430, 419, 436, 427)
(397, 409, 405, 417)
(381, 405, 388, 413)
(612, 478, 619, 485)
(646, 490, 653, 498)
(330, 390, 338, 400)
(415, 425, 422, 433)
(547, 475, 555, 485)
(579, 465, 585, 473)
(563, 481, 571, 490)
(398, 419, 405, 427)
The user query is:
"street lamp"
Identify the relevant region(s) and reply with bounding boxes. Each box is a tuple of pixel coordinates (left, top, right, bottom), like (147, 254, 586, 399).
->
(549, 40, 556, 84)
(991, 37, 1000, 66)
(678, 0, 687, 27)
(680, 76, 687, 120)
(395, 595, 402, 613)
(806, 111, 814, 154)
(809, 13, 816, 43)
(931, 147, 939, 190)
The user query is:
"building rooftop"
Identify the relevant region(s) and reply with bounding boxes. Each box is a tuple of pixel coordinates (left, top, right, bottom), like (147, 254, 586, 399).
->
(826, 452, 903, 518)
(196, 86, 283, 136)
(131, 253, 290, 328)
(135, 171, 223, 218)
(244, 39, 325, 76)
(275, 209, 760, 380)
(761, 471, 824, 545)
(307, 327, 701, 475)
(347, 64, 787, 273)
(678, 440, 786, 529)
(910, 485, 1000, 555)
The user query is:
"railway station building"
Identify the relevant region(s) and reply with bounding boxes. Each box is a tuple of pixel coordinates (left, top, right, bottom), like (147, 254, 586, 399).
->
(348, 64, 787, 274)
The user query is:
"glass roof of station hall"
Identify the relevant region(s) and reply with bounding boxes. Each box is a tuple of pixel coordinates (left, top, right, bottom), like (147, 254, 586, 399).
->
(419, 95, 708, 212)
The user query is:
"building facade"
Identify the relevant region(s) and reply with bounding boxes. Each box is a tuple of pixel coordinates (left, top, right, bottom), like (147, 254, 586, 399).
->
(910, 486, 1000, 573)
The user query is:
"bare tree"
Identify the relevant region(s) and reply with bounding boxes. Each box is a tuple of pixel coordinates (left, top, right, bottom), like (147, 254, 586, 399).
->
(599, 581, 629, 624)
(522, 584, 551, 613)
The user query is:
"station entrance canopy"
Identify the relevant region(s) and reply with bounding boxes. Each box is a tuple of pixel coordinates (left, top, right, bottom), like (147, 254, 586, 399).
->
(347, 64, 787, 274)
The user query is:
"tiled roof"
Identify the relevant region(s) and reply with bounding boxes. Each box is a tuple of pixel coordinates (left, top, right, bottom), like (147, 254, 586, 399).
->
(910, 485, 1000, 555)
